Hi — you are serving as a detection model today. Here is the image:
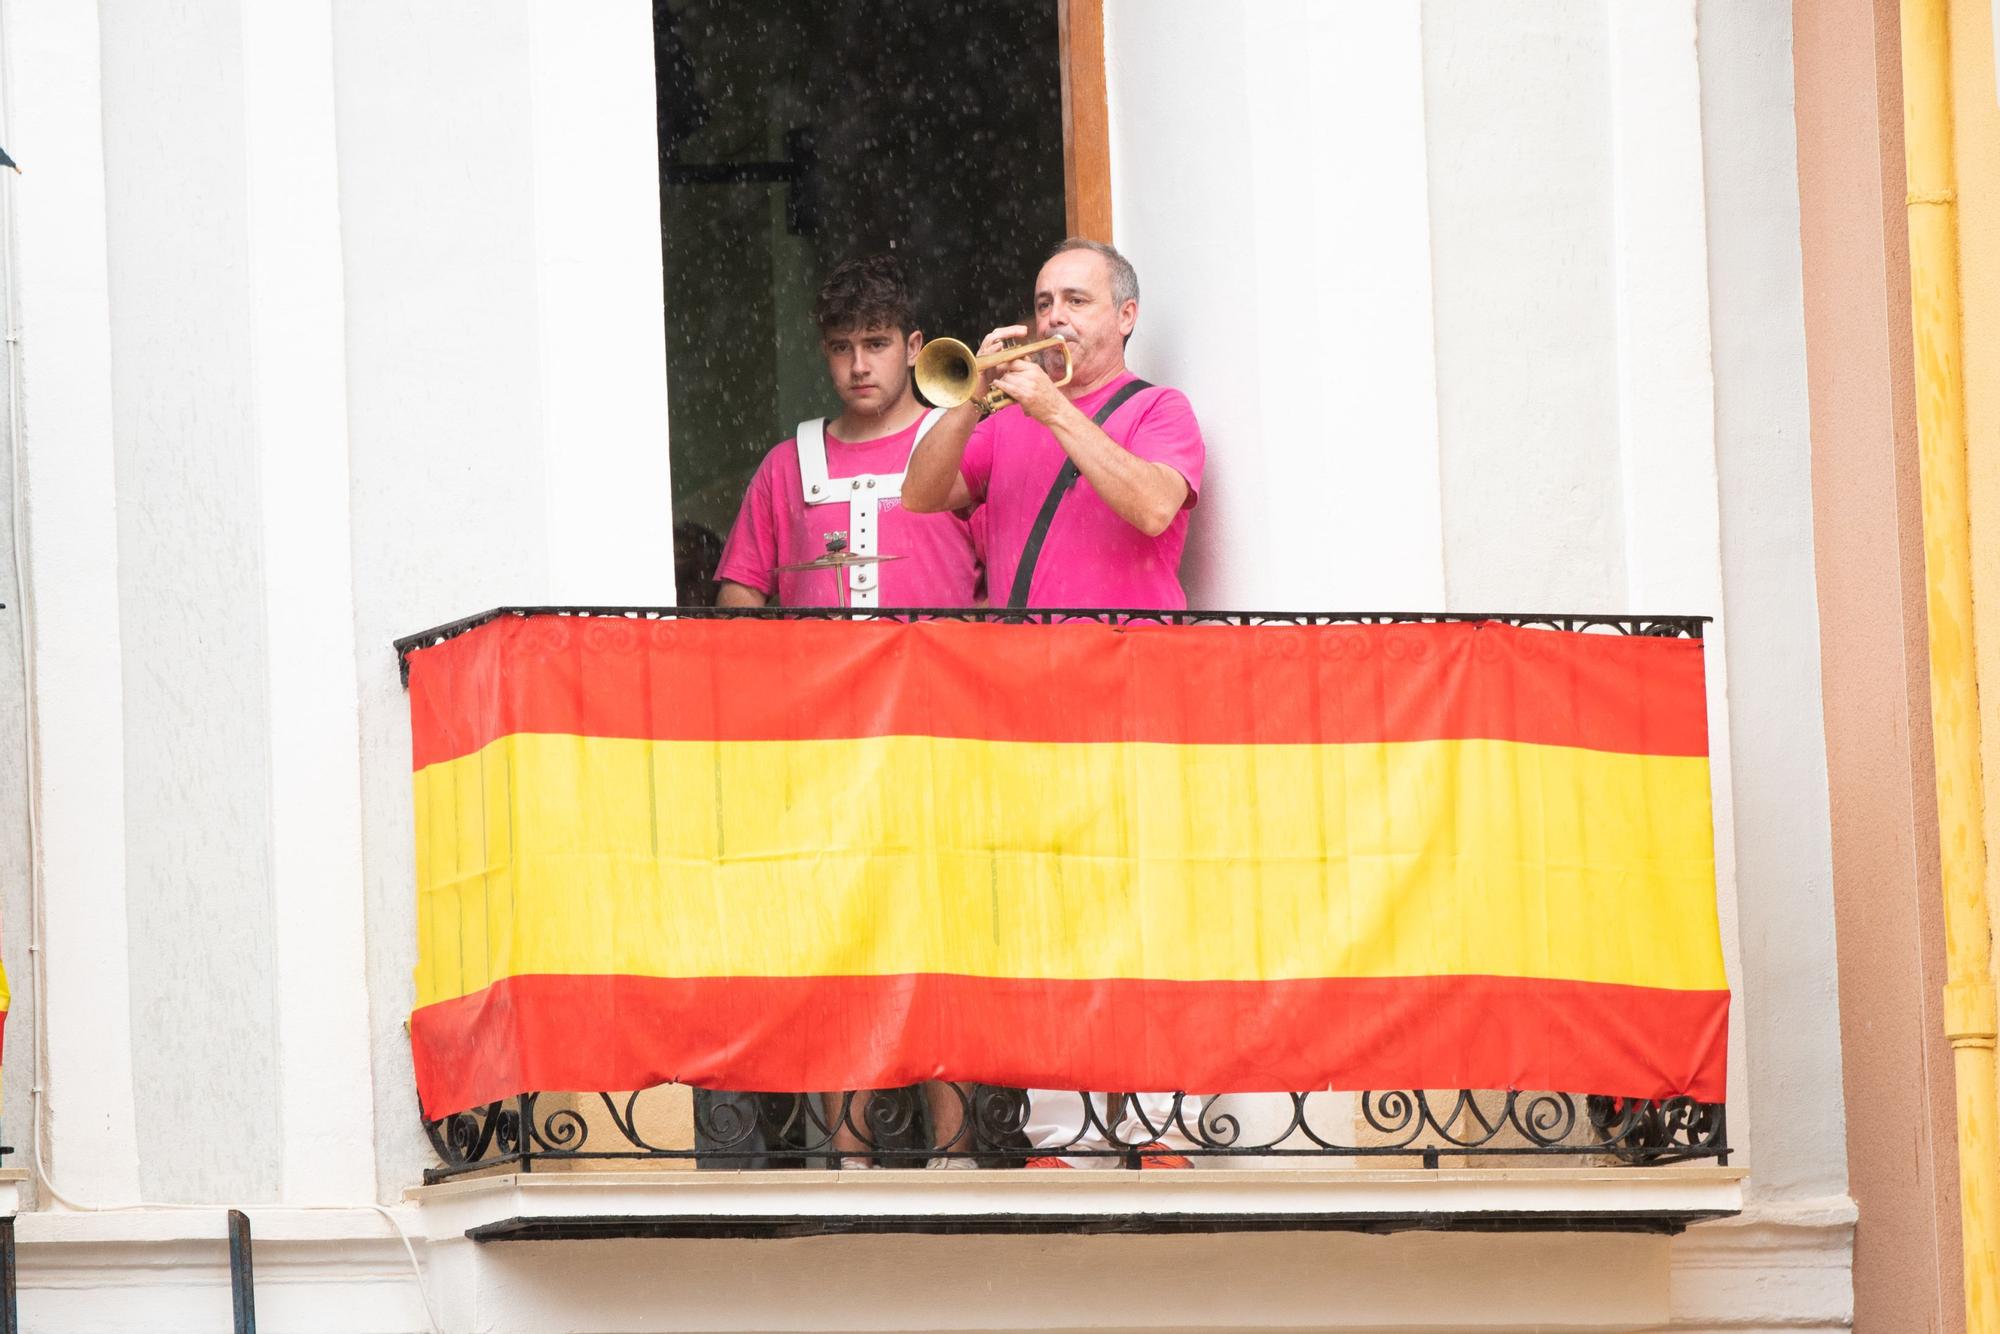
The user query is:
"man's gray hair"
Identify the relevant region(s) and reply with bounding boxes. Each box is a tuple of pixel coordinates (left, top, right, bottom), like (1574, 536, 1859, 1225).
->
(1049, 237, 1139, 307)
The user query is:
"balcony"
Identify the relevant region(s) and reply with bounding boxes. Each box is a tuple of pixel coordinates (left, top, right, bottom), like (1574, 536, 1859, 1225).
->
(424, 1086, 1725, 1179)
(397, 609, 1738, 1240)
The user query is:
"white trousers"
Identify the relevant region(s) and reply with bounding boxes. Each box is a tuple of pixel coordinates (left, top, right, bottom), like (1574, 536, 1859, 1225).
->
(1022, 1090, 1207, 1167)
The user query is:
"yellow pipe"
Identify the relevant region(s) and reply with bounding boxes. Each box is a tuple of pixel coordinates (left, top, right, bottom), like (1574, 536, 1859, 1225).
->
(1901, 0, 2000, 1326)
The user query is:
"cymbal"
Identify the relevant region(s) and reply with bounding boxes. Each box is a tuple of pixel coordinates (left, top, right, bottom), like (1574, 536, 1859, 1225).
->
(774, 550, 908, 573)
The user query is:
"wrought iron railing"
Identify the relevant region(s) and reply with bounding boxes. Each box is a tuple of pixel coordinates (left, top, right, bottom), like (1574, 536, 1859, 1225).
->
(423, 1087, 1727, 1182)
(402, 607, 1722, 1183)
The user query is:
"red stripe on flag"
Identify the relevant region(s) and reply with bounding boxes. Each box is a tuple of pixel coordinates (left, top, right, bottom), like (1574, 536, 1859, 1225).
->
(409, 972, 1729, 1121)
(407, 617, 1708, 769)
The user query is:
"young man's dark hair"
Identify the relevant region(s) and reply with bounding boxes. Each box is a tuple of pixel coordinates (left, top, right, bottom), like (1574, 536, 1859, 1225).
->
(812, 253, 918, 337)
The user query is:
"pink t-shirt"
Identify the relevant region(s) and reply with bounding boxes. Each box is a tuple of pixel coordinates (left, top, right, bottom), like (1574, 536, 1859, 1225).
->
(716, 416, 981, 607)
(959, 373, 1205, 609)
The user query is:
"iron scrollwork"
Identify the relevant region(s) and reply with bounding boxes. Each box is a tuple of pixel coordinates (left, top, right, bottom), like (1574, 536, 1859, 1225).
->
(423, 1087, 1728, 1182)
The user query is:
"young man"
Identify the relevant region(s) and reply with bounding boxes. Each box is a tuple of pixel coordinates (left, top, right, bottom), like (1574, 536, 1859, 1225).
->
(714, 254, 980, 611)
(713, 253, 980, 1169)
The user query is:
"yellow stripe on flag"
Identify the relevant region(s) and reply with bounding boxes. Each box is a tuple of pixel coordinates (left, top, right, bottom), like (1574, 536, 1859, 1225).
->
(414, 732, 1723, 1008)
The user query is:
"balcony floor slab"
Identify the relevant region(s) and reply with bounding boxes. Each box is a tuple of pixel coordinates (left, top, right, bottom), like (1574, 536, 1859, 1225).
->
(408, 1166, 1744, 1242)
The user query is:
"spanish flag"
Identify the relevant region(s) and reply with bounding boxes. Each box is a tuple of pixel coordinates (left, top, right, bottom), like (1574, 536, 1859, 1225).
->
(405, 614, 1727, 1121)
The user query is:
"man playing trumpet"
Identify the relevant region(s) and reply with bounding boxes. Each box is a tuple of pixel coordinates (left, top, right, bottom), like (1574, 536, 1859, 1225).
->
(904, 239, 1208, 1167)
(901, 237, 1205, 610)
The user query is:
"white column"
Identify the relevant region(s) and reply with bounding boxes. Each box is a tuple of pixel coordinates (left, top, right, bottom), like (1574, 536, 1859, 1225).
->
(1682, 0, 1845, 1201)
(1106, 0, 1447, 611)
(1241, 0, 1445, 610)
(1423, 0, 1628, 611)
(1605, 0, 1760, 1187)
(240, 0, 378, 1204)
(1610, 0, 1725, 614)
(527, 0, 676, 606)
(4, 0, 141, 1202)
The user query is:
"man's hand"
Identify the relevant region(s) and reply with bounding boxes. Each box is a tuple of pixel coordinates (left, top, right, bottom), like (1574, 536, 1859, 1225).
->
(975, 324, 1028, 403)
(990, 357, 1067, 425)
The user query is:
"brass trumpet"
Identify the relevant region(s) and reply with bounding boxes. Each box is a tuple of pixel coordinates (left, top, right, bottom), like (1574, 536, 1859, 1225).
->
(914, 334, 1074, 412)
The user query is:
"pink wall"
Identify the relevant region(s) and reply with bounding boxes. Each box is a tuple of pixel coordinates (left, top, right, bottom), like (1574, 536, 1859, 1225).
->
(1795, 1, 1962, 1328)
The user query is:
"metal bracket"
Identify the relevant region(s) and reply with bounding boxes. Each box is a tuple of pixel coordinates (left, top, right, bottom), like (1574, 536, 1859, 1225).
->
(228, 1210, 256, 1334)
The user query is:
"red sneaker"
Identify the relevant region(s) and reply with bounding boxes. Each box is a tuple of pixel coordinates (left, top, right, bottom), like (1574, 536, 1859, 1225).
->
(1137, 1143, 1191, 1169)
(1024, 1156, 1075, 1169)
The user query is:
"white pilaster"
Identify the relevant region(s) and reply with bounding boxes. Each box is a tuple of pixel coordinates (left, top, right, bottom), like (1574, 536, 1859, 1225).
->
(4, 0, 141, 1202)
(1242, 0, 1445, 610)
(240, 0, 378, 1204)
(1609, 0, 1725, 615)
(1423, 0, 1626, 612)
(1685, 0, 1846, 1204)
(1107, 0, 1446, 610)
(1605, 3, 1749, 1193)
(527, 0, 676, 606)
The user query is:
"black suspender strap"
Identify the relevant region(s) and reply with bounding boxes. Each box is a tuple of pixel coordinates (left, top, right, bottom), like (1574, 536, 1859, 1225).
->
(1005, 379, 1154, 609)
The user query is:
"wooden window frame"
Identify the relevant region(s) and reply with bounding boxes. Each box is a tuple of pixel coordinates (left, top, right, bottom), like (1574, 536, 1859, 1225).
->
(1059, 0, 1112, 241)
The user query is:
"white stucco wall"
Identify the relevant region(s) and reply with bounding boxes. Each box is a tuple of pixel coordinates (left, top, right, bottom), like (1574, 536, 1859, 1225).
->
(1424, 0, 1629, 610)
(1125, 0, 1446, 611)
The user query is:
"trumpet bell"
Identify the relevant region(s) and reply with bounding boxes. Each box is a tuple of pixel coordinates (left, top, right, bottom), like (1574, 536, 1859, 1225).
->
(914, 334, 1074, 411)
(913, 337, 981, 408)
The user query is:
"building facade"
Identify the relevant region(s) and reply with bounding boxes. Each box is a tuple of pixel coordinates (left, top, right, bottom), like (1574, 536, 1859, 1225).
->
(1, 0, 1962, 1328)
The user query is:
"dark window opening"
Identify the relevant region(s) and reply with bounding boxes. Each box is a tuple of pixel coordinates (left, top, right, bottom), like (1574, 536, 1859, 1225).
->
(653, 0, 1068, 571)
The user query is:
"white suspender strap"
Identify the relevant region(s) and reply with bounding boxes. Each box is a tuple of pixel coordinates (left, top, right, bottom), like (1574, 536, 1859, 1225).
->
(791, 408, 948, 607)
(795, 417, 833, 503)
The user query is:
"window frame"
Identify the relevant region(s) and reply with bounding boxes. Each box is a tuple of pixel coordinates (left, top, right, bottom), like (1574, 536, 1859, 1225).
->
(1059, 0, 1112, 241)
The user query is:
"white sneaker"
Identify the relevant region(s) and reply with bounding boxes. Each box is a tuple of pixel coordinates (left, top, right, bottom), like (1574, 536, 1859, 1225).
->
(838, 1156, 876, 1170)
(926, 1156, 982, 1170)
